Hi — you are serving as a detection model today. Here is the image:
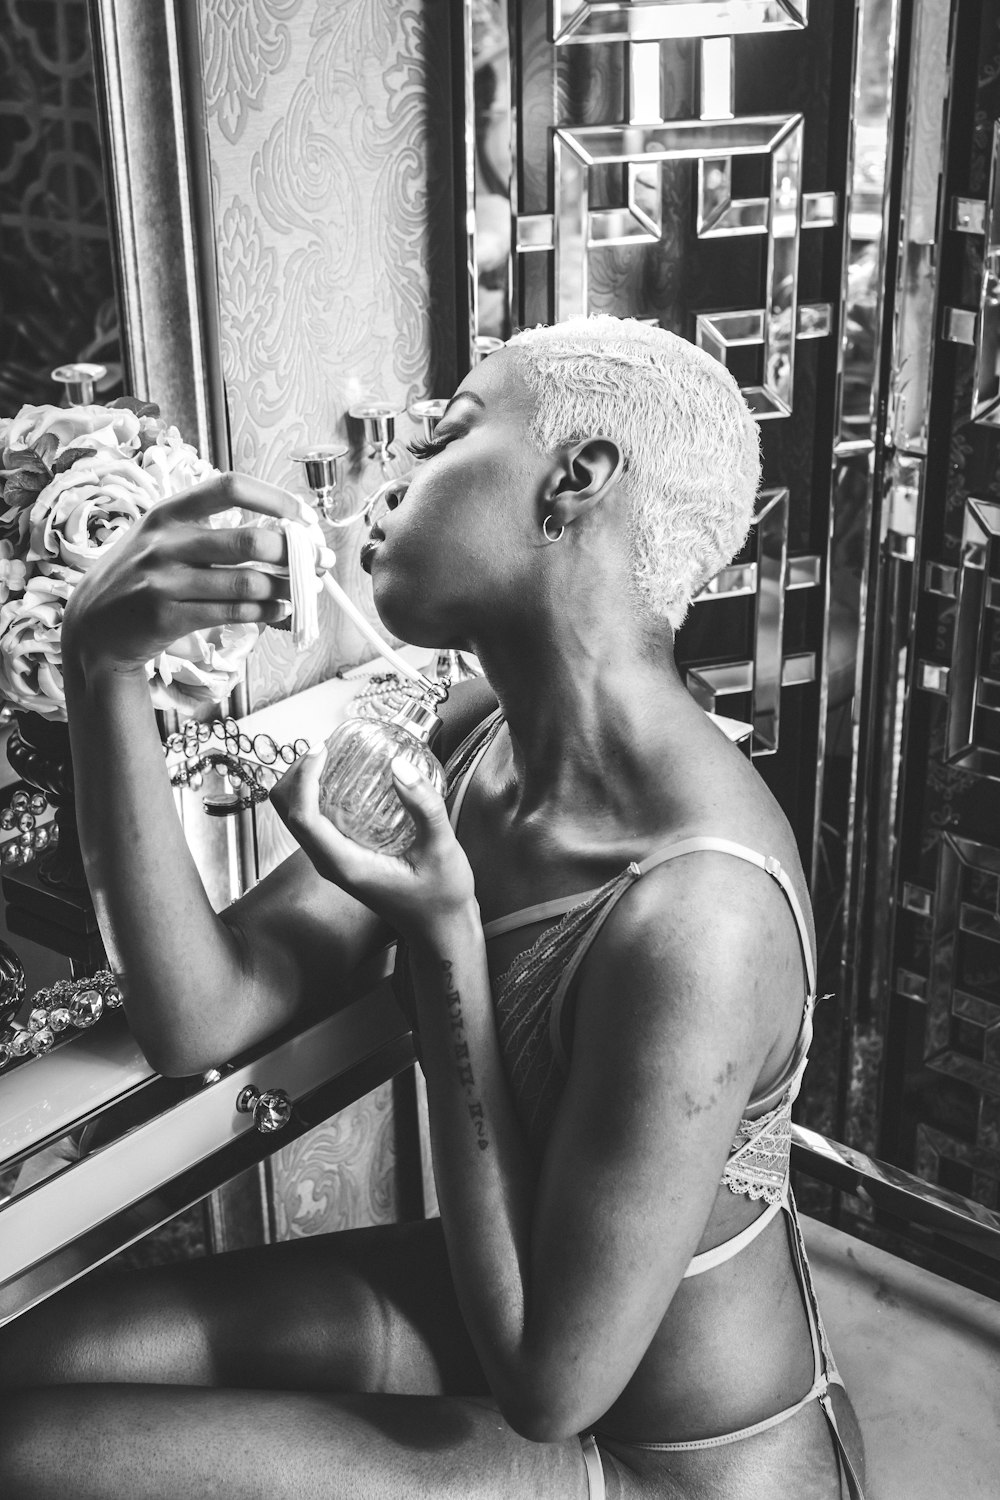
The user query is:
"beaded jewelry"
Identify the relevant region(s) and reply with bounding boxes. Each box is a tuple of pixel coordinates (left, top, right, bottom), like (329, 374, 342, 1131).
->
(163, 717, 310, 816)
(0, 969, 123, 1071)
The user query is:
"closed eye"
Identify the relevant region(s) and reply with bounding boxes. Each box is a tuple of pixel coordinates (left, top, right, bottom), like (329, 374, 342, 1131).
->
(406, 434, 450, 460)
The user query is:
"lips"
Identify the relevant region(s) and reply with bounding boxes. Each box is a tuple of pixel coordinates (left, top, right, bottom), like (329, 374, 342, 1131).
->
(359, 521, 385, 574)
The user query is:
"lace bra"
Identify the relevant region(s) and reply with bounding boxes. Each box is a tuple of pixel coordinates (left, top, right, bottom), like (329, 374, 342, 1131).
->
(393, 709, 818, 1277)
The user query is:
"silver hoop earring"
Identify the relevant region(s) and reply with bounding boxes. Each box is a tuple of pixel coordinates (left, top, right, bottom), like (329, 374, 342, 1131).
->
(541, 514, 564, 543)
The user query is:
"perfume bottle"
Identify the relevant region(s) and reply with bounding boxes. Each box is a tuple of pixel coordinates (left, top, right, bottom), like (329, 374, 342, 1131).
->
(318, 697, 445, 855)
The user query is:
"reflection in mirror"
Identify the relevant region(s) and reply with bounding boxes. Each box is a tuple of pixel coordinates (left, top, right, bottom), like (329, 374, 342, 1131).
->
(461, 3, 902, 1160)
(468, 0, 513, 342)
(811, 0, 898, 1143)
(0, 2, 122, 408)
(550, 1, 810, 46)
(0, 3, 167, 1222)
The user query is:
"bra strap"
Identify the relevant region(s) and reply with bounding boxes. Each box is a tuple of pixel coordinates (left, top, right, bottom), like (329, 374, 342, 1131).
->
(547, 862, 642, 1070)
(445, 709, 504, 834)
(548, 836, 816, 1073)
(636, 837, 816, 996)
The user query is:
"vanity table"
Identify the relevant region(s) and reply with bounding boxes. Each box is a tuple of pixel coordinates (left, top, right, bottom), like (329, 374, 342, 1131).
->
(0, 671, 418, 1326)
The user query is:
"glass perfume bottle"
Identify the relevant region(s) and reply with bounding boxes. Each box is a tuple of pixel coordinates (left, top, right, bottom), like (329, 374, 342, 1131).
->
(318, 697, 445, 856)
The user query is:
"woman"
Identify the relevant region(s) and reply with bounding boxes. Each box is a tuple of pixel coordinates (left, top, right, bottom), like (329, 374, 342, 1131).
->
(0, 317, 865, 1498)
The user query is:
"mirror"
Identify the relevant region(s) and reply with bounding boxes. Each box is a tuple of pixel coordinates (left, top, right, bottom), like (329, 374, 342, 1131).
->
(0, 0, 123, 1149)
(457, 1, 902, 1166)
(0, 0, 457, 1275)
(0, 1, 217, 1226)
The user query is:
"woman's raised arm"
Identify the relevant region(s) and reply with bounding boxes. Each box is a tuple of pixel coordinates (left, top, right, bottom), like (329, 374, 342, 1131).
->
(60, 474, 389, 1076)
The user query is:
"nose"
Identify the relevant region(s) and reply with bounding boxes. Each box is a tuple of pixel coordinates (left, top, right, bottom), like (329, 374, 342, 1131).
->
(365, 477, 409, 528)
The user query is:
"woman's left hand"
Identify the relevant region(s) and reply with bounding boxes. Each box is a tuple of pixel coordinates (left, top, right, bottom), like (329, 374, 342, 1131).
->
(269, 744, 479, 947)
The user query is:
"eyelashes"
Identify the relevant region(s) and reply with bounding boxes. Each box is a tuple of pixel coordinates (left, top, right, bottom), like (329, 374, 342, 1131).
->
(406, 434, 449, 460)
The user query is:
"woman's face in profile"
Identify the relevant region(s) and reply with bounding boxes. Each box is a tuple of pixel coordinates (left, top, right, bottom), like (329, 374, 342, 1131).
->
(363, 350, 551, 647)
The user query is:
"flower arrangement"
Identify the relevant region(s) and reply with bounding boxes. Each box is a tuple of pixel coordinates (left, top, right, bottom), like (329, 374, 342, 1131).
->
(0, 398, 258, 719)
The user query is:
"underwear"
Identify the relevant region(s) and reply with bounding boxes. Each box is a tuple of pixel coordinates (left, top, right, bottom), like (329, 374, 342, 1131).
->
(580, 1433, 607, 1499)
(583, 1193, 865, 1498)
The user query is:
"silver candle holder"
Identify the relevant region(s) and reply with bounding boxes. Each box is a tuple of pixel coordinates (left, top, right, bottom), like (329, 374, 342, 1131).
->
(290, 444, 349, 522)
(349, 402, 404, 470)
(50, 362, 107, 404)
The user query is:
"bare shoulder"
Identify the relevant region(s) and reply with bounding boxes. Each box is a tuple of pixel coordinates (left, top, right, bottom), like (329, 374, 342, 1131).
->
(568, 839, 811, 1102)
(674, 712, 815, 956)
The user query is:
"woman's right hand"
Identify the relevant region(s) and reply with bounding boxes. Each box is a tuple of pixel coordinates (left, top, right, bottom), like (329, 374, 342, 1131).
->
(61, 473, 317, 675)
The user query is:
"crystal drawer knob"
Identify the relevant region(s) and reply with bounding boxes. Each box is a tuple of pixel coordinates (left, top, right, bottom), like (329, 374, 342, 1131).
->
(235, 1084, 293, 1134)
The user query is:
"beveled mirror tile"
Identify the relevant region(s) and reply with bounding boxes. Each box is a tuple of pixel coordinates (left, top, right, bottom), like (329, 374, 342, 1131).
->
(552, 1, 809, 46)
(516, 214, 555, 251)
(951, 196, 986, 234)
(753, 488, 789, 753)
(943, 498, 1000, 775)
(972, 123, 1000, 425)
(695, 562, 758, 599)
(919, 662, 950, 694)
(802, 189, 838, 227)
(788, 555, 822, 588)
(925, 561, 959, 597)
(700, 36, 733, 119)
(896, 969, 929, 1003)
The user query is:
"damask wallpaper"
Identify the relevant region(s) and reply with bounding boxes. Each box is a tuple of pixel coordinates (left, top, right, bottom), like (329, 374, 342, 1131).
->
(201, 0, 457, 711)
(198, 0, 456, 1238)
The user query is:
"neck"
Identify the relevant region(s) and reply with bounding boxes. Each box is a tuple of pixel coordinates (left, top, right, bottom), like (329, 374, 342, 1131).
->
(469, 607, 704, 830)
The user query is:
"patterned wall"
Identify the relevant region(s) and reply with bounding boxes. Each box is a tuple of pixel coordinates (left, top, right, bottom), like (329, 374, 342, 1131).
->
(198, 0, 456, 1238)
(201, 0, 458, 712)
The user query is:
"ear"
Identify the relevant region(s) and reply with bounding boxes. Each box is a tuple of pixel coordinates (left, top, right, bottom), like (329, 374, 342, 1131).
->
(544, 437, 624, 530)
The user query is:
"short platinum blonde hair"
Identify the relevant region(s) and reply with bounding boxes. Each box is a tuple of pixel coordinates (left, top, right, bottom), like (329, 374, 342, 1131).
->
(505, 314, 761, 629)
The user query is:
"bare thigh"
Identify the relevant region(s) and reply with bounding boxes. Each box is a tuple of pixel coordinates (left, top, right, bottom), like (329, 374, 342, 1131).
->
(0, 1383, 598, 1500)
(0, 1383, 864, 1500)
(0, 1216, 487, 1396)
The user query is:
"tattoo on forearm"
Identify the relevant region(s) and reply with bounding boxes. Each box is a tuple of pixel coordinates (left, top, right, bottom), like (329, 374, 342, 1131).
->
(442, 959, 489, 1151)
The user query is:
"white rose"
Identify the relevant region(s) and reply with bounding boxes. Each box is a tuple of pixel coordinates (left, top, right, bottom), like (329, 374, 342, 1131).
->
(147, 624, 259, 713)
(28, 450, 162, 571)
(0, 570, 77, 720)
(140, 430, 219, 496)
(4, 404, 140, 465)
(0, 540, 27, 607)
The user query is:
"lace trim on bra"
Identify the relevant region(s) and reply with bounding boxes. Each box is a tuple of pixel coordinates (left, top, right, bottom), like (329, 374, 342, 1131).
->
(722, 1093, 794, 1205)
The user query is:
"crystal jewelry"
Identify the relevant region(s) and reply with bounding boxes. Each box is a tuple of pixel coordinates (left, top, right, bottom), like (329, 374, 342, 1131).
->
(0, 788, 55, 867)
(0, 968, 124, 1072)
(542, 514, 564, 542)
